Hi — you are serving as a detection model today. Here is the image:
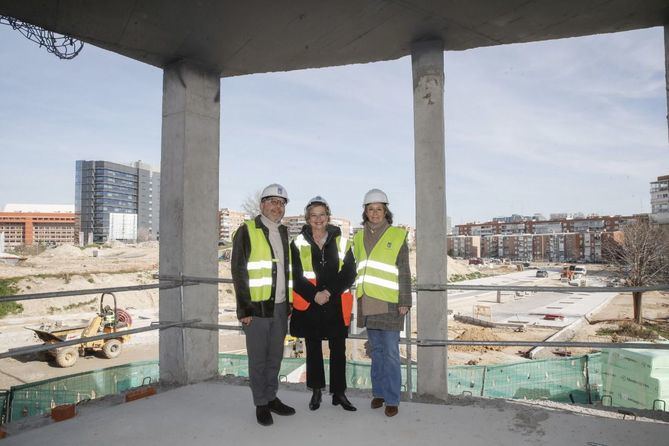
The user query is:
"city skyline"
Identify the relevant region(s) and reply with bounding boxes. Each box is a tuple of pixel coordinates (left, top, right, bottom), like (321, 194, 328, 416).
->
(1, 26, 667, 226)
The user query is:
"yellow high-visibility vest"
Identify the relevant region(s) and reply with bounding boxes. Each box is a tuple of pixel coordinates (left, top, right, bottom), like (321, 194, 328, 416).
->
(244, 220, 292, 302)
(352, 227, 407, 303)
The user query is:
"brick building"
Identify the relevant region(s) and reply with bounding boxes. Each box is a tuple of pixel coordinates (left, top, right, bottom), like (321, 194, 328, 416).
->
(471, 230, 623, 263)
(0, 209, 75, 247)
(447, 235, 481, 258)
(455, 214, 646, 236)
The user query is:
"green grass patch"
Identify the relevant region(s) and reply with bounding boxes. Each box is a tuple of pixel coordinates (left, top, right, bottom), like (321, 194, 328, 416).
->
(0, 278, 23, 318)
(448, 272, 483, 283)
(596, 321, 669, 341)
(47, 297, 97, 315)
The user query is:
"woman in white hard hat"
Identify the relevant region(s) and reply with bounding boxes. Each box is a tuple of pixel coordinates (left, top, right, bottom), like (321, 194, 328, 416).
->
(290, 196, 357, 412)
(352, 189, 412, 417)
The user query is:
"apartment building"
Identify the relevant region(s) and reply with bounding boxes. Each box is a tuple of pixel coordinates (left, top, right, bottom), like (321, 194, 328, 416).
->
(447, 235, 480, 258)
(0, 204, 75, 247)
(75, 160, 160, 244)
(455, 214, 645, 236)
(650, 174, 669, 224)
(475, 230, 623, 263)
(218, 208, 250, 242)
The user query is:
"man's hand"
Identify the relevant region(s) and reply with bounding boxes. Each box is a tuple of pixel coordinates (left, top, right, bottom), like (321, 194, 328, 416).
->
(240, 316, 253, 326)
(314, 290, 331, 305)
(398, 306, 410, 316)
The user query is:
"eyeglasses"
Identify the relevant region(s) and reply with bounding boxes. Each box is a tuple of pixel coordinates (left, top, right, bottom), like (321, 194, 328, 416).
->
(264, 198, 286, 207)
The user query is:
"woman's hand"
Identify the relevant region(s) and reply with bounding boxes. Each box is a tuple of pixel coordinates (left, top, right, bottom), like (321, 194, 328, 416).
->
(314, 290, 331, 305)
(398, 306, 410, 316)
(240, 316, 253, 326)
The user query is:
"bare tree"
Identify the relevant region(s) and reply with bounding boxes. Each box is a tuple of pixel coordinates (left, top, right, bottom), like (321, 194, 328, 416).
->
(241, 189, 262, 217)
(604, 221, 669, 323)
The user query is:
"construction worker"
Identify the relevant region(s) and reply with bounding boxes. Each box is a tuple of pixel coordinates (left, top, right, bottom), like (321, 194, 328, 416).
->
(232, 183, 296, 426)
(353, 188, 411, 417)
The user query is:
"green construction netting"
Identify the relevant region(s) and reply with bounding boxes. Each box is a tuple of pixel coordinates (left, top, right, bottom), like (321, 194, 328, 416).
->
(0, 390, 8, 424)
(5, 354, 306, 422)
(8, 360, 158, 421)
(219, 354, 305, 379)
(4, 353, 604, 423)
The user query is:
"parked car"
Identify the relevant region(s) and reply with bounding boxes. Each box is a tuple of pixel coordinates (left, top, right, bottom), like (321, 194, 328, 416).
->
(573, 265, 587, 276)
(468, 258, 483, 265)
(536, 269, 548, 278)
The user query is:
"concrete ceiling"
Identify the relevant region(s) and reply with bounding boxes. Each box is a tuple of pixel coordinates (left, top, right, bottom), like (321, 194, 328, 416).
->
(1, 1, 668, 76)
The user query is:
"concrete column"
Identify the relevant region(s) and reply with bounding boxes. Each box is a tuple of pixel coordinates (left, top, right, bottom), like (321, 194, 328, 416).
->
(665, 26, 669, 143)
(412, 39, 448, 400)
(159, 60, 220, 385)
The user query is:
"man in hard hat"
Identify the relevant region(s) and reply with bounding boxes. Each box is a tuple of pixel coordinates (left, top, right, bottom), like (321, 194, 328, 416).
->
(232, 183, 296, 426)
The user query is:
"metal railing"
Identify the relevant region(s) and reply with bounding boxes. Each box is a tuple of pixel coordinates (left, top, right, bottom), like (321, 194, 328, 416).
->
(2, 274, 668, 379)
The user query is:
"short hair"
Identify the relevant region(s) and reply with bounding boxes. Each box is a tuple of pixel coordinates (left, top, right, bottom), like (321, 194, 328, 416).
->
(361, 203, 393, 225)
(305, 202, 331, 222)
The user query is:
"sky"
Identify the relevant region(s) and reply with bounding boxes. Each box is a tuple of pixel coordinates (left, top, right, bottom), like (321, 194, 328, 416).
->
(0, 25, 667, 227)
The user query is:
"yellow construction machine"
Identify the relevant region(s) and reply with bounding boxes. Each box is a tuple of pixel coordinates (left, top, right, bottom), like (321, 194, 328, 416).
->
(27, 293, 132, 367)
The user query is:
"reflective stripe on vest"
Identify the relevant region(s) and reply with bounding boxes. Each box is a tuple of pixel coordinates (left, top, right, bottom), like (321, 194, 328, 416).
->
(292, 233, 353, 326)
(352, 226, 406, 303)
(244, 220, 293, 302)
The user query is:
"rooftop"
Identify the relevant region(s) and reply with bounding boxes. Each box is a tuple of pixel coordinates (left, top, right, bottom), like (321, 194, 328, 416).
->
(4, 381, 668, 446)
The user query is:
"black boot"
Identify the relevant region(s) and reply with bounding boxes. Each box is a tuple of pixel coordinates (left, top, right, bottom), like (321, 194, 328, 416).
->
(332, 393, 357, 411)
(309, 388, 322, 411)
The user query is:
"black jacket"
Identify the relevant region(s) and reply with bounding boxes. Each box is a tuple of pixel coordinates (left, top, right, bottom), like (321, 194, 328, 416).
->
(289, 224, 356, 339)
(231, 215, 291, 319)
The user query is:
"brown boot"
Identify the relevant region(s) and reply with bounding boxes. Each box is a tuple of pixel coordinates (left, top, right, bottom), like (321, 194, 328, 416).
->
(384, 405, 398, 417)
(371, 397, 384, 409)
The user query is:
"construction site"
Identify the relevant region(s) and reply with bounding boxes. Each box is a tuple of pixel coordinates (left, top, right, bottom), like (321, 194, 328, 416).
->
(1, 1, 669, 445)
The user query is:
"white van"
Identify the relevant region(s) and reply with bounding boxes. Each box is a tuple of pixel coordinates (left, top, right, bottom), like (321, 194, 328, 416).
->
(573, 265, 587, 276)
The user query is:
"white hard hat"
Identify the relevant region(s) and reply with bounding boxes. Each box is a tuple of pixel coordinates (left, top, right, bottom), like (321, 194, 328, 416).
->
(305, 195, 330, 214)
(260, 183, 289, 203)
(363, 188, 389, 206)
(306, 195, 328, 208)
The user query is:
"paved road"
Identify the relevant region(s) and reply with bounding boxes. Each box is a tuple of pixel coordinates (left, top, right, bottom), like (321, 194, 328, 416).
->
(446, 268, 617, 328)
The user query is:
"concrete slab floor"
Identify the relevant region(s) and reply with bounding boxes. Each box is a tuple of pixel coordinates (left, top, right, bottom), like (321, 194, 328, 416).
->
(3, 381, 667, 446)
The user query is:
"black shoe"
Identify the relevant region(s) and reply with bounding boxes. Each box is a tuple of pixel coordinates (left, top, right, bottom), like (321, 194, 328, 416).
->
(309, 389, 322, 411)
(268, 397, 296, 416)
(256, 405, 273, 426)
(332, 393, 357, 411)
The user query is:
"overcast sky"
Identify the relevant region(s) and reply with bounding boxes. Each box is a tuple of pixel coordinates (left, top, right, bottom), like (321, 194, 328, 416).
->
(0, 25, 667, 226)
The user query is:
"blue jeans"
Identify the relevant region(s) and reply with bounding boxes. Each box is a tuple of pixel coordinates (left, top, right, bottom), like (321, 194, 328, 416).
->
(367, 329, 401, 406)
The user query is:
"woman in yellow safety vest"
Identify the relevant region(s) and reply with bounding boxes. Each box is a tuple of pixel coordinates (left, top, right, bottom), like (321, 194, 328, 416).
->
(353, 188, 412, 417)
(290, 196, 357, 412)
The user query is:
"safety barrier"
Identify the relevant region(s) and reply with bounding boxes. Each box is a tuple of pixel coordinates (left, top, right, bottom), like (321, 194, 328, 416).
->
(1, 353, 616, 423)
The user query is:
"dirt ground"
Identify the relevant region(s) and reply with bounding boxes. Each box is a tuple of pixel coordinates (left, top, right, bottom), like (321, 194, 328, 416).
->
(1, 243, 667, 388)
(567, 291, 669, 357)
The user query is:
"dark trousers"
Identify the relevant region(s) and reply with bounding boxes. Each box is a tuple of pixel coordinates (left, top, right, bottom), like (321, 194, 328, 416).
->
(305, 336, 346, 394)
